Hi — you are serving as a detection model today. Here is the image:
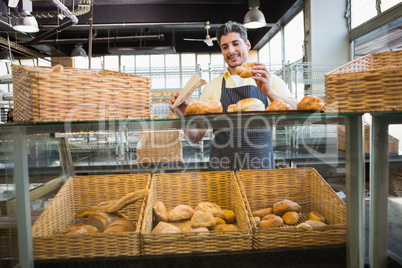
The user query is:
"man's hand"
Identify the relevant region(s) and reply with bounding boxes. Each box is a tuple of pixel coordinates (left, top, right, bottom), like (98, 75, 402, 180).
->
(252, 62, 272, 96)
(168, 92, 188, 117)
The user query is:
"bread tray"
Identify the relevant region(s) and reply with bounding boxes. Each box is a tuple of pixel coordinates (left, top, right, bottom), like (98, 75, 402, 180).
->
(185, 110, 323, 117)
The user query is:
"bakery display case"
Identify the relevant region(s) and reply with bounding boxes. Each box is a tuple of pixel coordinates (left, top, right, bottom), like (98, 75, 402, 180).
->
(0, 112, 366, 267)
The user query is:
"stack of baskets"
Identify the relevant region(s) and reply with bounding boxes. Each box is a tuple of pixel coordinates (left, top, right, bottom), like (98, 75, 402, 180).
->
(12, 65, 152, 123)
(325, 50, 402, 113)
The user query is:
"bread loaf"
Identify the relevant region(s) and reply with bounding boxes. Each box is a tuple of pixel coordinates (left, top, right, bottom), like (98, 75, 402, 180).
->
(55, 224, 99, 235)
(235, 62, 255, 78)
(227, 98, 265, 112)
(168, 205, 194, 221)
(185, 100, 223, 115)
(103, 218, 135, 233)
(297, 220, 327, 229)
(106, 189, 149, 213)
(166, 220, 192, 231)
(267, 99, 292, 111)
(272, 199, 301, 216)
(87, 212, 118, 232)
(195, 202, 225, 218)
(151, 221, 181, 234)
(191, 209, 216, 228)
(297, 95, 325, 111)
(153, 201, 169, 222)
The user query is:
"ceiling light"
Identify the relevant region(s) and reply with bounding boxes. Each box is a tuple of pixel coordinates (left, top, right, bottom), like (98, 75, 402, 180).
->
(71, 44, 87, 57)
(0, 49, 14, 62)
(243, 1, 267, 29)
(13, 9, 40, 33)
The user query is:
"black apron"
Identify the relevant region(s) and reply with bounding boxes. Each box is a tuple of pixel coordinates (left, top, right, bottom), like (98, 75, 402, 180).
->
(208, 78, 275, 171)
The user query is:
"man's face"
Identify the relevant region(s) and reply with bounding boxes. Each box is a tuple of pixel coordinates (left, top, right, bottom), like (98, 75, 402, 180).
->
(219, 32, 251, 69)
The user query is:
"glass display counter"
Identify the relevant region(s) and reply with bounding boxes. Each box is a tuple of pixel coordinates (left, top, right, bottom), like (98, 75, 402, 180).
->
(0, 112, 366, 267)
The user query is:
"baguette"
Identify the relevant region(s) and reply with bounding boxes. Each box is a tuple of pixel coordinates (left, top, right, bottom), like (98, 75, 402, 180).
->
(106, 189, 149, 213)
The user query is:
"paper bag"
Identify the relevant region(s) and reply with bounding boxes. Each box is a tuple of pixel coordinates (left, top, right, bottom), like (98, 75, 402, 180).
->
(172, 74, 207, 108)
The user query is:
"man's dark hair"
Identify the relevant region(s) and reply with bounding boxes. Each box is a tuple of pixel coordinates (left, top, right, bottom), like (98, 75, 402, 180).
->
(216, 21, 248, 46)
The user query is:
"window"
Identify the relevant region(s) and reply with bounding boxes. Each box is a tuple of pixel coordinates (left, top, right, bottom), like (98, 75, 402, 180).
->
(284, 11, 304, 64)
(351, 0, 377, 28)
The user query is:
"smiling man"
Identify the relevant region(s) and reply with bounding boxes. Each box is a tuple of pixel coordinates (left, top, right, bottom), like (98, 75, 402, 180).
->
(169, 21, 298, 171)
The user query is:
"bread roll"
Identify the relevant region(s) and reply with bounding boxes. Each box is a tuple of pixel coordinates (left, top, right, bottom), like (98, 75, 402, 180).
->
(191, 209, 216, 228)
(215, 224, 238, 231)
(266, 99, 293, 111)
(235, 62, 255, 78)
(273, 199, 301, 216)
(103, 218, 135, 233)
(106, 189, 149, 213)
(87, 212, 118, 232)
(151, 221, 181, 234)
(168, 205, 194, 221)
(297, 220, 327, 229)
(227, 98, 265, 112)
(282, 211, 300, 225)
(182, 225, 209, 233)
(164, 113, 177, 119)
(259, 214, 284, 229)
(195, 202, 225, 218)
(52, 64, 64, 73)
(185, 100, 223, 115)
(223, 209, 236, 224)
(214, 217, 226, 225)
(252, 208, 273, 218)
(297, 95, 325, 111)
(153, 201, 169, 222)
(308, 211, 326, 223)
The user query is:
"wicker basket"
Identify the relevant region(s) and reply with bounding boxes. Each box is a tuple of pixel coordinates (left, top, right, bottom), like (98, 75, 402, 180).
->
(12, 65, 152, 123)
(32, 174, 150, 260)
(141, 171, 252, 255)
(136, 130, 183, 163)
(325, 50, 402, 113)
(236, 168, 346, 250)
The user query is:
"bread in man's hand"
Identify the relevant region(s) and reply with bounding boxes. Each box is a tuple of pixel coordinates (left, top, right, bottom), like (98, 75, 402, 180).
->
(235, 62, 255, 78)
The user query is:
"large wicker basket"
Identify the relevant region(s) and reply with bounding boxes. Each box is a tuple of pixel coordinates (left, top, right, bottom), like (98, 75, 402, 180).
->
(136, 130, 183, 163)
(325, 50, 402, 113)
(236, 168, 346, 250)
(141, 171, 252, 255)
(32, 174, 150, 260)
(12, 65, 152, 123)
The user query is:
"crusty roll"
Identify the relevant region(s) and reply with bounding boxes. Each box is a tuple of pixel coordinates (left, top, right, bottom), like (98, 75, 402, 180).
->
(106, 189, 149, 213)
(168, 205, 194, 221)
(297, 95, 325, 111)
(195, 202, 225, 218)
(258, 214, 284, 229)
(215, 224, 238, 231)
(308, 211, 326, 223)
(151, 221, 181, 234)
(182, 225, 209, 233)
(164, 113, 177, 119)
(185, 100, 223, 115)
(266, 99, 293, 111)
(227, 98, 266, 112)
(253, 216, 261, 226)
(191, 209, 216, 228)
(235, 62, 255, 78)
(103, 218, 135, 233)
(273, 199, 301, 216)
(282, 211, 300, 225)
(153, 201, 169, 222)
(166, 220, 192, 231)
(252, 208, 273, 218)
